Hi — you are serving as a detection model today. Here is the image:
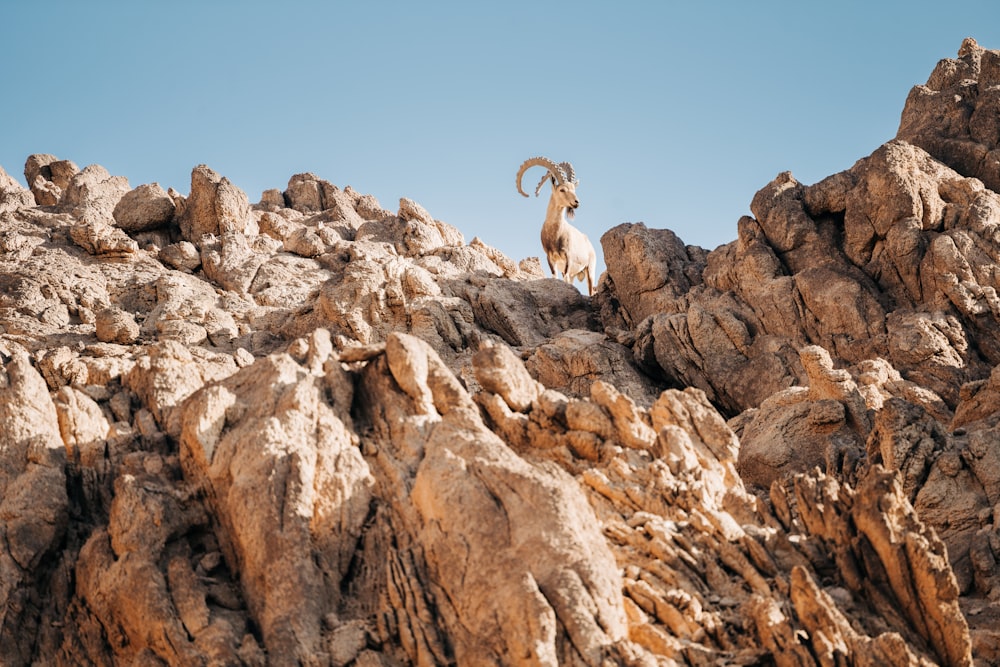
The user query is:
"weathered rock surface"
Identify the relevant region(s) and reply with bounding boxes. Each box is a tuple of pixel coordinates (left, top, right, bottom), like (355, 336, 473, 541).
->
(1, 38, 1000, 667)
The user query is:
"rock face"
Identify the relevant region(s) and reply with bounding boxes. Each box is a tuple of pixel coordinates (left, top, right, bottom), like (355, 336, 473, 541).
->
(1, 38, 1000, 667)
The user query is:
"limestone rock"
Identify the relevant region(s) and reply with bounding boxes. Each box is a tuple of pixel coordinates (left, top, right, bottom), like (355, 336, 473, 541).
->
(898, 37, 1000, 193)
(177, 164, 256, 243)
(69, 220, 140, 256)
(606, 133, 1000, 415)
(2, 38, 1000, 666)
(525, 329, 661, 405)
(0, 164, 34, 213)
(357, 333, 637, 665)
(95, 306, 141, 344)
(446, 273, 597, 348)
(0, 344, 69, 663)
(113, 182, 176, 232)
(24, 154, 78, 205)
(159, 240, 202, 272)
(61, 164, 131, 225)
(735, 345, 869, 491)
(600, 222, 707, 327)
(472, 340, 540, 411)
(124, 340, 236, 439)
(180, 350, 373, 663)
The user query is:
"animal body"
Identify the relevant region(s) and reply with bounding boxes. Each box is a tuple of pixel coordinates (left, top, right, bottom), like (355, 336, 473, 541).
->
(515, 156, 598, 296)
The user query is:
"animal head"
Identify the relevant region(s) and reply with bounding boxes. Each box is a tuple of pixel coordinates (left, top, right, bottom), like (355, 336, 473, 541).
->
(550, 180, 579, 212)
(515, 156, 580, 210)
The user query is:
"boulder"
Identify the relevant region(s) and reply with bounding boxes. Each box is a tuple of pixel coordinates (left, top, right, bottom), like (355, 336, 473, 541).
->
(61, 164, 131, 225)
(113, 182, 176, 232)
(177, 164, 255, 243)
(24, 154, 79, 205)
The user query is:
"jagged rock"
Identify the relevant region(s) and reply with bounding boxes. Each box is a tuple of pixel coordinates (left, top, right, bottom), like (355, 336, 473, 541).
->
(180, 341, 372, 664)
(124, 340, 237, 439)
(159, 240, 202, 272)
(177, 165, 256, 243)
(735, 345, 870, 491)
(601, 222, 707, 327)
(778, 466, 973, 666)
(95, 306, 140, 344)
(606, 132, 1000, 415)
(446, 273, 597, 348)
(351, 188, 392, 221)
(3, 38, 1000, 666)
(0, 344, 69, 663)
(61, 164, 131, 225)
(357, 215, 449, 257)
(25, 154, 78, 190)
(199, 232, 270, 295)
(316, 252, 438, 345)
(113, 182, 176, 232)
(72, 452, 253, 665)
(284, 172, 332, 213)
(24, 154, 79, 205)
(898, 37, 1000, 194)
(398, 196, 434, 225)
(399, 197, 465, 246)
(525, 329, 662, 405)
(0, 164, 34, 213)
(69, 220, 140, 256)
(472, 340, 541, 411)
(357, 332, 642, 665)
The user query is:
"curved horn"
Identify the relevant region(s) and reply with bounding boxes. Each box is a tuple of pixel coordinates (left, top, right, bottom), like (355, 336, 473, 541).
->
(559, 161, 578, 185)
(534, 172, 553, 197)
(515, 156, 567, 198)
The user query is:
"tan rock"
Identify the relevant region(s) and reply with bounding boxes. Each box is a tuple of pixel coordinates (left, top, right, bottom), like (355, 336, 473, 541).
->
(69, 220, 140, 256)
(95, 306, 140, 344)
(5, 39, 1000, 665)
(0, 164, 34, 213)
(24, 154, 78, 205)
(159, 240, 202, 272)
(113, 182, 176, 232)
(472, 340, 540, 412)
(180, 350, 373, 663)
(525, 329, 661, 405)
(358, 333, 635, 665)
(0, 346, 68, 663)
(178, 164, 255, 243)
(124, 340, 235, 438)
(898, 37, 1000, 193)
(61, 164, 131, 225)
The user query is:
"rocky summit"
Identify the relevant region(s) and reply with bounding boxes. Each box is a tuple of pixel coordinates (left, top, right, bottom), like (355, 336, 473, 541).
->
(2, 37, 1000, 667)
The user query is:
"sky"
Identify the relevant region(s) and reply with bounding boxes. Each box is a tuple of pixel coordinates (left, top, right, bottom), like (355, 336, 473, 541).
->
(2, 2, 998, 277)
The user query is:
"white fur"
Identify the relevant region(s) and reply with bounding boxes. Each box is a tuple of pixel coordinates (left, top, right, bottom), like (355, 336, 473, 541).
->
(516, 157, 598, 296)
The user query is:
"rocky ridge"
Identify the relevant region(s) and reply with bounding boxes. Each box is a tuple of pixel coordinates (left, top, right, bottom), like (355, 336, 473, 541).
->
(1, 38, 1000, 666)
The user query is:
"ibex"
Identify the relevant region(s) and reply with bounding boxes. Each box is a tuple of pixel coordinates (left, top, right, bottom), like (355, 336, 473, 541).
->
(516, 156, 597, 296)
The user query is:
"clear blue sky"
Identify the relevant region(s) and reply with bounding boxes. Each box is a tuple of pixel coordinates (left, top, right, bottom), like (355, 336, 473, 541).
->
(2, 2, 997, 274)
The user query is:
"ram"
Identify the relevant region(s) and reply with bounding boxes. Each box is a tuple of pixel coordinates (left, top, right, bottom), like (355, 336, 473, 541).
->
(516, 156, 598, 296)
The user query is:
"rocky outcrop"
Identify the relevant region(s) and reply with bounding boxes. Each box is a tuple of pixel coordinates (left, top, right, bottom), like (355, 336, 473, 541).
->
(178, 164, 256, 243)
(2, 37, 1000, 667)
(898, 37, 1000, 194)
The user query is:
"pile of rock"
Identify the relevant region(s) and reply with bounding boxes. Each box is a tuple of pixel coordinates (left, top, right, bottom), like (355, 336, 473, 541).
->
(1, 37, 999, 667)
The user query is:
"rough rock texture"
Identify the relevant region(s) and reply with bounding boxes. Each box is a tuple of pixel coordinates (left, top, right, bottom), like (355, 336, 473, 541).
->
(113, 182, 177, 232)
(178, 164, 256, 243)
(2, 38, 1000, 667)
